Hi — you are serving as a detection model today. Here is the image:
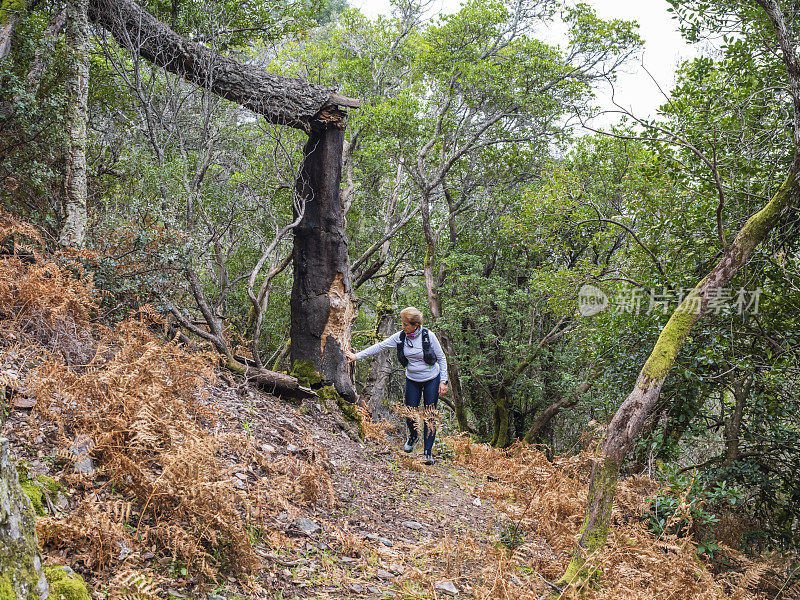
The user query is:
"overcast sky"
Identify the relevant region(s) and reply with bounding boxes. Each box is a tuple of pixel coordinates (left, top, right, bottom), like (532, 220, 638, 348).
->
(347, 0, 697, 125)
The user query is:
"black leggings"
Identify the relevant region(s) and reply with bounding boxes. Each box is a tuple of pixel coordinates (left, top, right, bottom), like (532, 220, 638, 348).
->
(404, 374, 440, 453)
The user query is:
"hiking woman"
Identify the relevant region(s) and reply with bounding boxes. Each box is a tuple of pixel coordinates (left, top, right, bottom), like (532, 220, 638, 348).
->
(346, 307, 448, 465)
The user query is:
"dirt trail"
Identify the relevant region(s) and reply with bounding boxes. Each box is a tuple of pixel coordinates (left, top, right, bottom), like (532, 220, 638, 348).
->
(214, 384, 506, 599)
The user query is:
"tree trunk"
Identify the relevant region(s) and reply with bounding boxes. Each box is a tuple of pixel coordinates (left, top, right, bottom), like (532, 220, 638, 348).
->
(59, 0, 89, 248)
(724, 375, 752, 467)
(491, 390, 511, 448)
(559, 159, 799, 585)
(524, 379, 593, 444)
(0, 0, 24, 59)
(0, 437, 49, 600)
(437, 330, 471, 431)
(291, 123, 357, 402)
(361, 307, 395, 419)
(227, 363, 315, 400)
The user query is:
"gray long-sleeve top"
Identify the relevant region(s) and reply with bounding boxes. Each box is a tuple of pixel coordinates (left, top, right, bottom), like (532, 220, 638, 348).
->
(355, 328, 448, 383)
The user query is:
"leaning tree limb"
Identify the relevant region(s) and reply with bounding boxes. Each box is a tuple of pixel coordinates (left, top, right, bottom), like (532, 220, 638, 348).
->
(558, 2, 800, 588)
(560, 158, 800, 586)
(524, 375, 595, 444)
(86, 0, 358, 130)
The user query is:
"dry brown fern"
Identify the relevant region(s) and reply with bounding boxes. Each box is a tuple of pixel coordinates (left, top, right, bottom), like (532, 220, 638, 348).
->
(110, 569, 163, 600)
(0, 238, 261, 581)
(355, 403, 394, 442)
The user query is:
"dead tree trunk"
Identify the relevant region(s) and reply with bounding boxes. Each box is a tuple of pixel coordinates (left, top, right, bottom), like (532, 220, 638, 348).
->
(291, 122, 357, 402)
(87, 0, 357, 129)
(86, 0, 359, 396)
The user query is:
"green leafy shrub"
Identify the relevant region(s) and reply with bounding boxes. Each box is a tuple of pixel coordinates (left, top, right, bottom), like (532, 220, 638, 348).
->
(646, 465, 744, 558)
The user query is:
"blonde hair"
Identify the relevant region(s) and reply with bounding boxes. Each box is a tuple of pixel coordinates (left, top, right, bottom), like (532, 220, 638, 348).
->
(400, 306, 423, 327)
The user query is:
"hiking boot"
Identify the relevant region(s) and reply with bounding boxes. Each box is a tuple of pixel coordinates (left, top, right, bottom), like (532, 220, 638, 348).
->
(403, 432, 418, 453)
(423, 451, 435, 466)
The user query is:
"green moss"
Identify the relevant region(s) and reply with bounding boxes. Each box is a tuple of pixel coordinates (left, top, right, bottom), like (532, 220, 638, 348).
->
(44, 567, 89, 600)
(734, 167, 796, 252)
(0, 576, 14, 600)
(39, 475, 62, 495)
(290, 360, 324, 388)
(556, 457, 618, 590)
(641, 300, 699, 383)
(0, 542, 43, 600)
(639, 168, 798, 388)
(317, 385, 364, 438)
(18, 473, 46, 517)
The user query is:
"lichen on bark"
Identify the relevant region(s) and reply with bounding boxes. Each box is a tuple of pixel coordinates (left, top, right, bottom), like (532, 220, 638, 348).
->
(558, 455, 618, 588)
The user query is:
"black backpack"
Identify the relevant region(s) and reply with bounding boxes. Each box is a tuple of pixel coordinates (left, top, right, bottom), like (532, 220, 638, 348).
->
(397, 328, 437, 367)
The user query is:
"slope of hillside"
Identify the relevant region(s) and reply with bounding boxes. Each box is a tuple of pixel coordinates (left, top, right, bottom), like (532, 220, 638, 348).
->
(2, 211, 796, 600)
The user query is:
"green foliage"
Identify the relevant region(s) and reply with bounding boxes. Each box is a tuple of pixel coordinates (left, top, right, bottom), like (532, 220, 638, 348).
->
(4, 0, 800, 570)
(498, 521, 526, 552)
(646, 465, 744, 558)
(145, 0, 326, 47)
(0, 0, 25, 26)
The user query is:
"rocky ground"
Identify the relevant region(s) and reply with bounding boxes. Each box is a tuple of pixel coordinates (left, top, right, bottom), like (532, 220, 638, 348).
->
(3, 375, 515, 600)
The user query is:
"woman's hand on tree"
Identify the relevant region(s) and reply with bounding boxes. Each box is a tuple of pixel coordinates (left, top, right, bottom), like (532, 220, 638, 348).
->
(346, 349, 357, 363)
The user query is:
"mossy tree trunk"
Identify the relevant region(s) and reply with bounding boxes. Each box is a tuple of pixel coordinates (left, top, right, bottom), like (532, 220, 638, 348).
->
(560, 159, 800, 585)
(0, 0, 25, 59)
(490, 388, 511, 448)
(558, 3, 800, 585)
(0, 438, 49, 600)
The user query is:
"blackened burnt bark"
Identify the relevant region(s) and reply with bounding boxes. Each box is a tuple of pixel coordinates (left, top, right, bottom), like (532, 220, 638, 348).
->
(291, 121, 357, 402)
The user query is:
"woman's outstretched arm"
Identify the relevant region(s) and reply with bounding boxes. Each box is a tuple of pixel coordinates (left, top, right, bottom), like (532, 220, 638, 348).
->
(348, 331, 401, 362)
